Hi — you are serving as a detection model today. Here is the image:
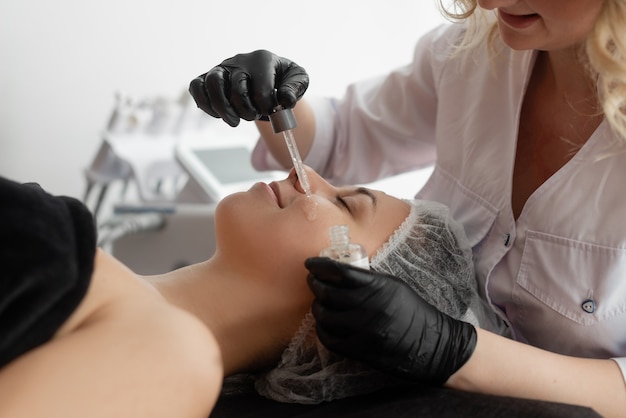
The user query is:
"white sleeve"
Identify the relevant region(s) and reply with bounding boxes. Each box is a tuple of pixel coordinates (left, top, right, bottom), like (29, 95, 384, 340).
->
(253, 24, 465, 186)
(250, 134, 283, 171)
(612, 358, 626, 385)
(307, 27, 445, 186)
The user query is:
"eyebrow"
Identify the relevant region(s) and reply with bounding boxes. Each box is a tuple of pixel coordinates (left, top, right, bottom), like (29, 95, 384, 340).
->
(355, 187, 377, 208)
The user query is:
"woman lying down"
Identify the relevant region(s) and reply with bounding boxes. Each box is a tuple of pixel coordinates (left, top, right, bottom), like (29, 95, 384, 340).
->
(0, 166, 506, 417)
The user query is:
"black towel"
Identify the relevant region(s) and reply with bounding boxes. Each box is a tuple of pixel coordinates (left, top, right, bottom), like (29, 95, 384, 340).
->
(0, 176, 96, 369)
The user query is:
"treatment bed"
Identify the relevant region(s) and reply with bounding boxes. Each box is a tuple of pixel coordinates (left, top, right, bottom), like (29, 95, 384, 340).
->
(210, 374, 601, 417)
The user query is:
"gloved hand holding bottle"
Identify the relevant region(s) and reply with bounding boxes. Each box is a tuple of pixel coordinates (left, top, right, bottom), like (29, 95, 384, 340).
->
(305, 256, 478, 385)
(189, 50, 309, 127)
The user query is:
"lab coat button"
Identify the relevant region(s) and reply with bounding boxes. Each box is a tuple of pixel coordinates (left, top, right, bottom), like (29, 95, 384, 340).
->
(504, 233, 511, 247)
(582, 299, 596, 314)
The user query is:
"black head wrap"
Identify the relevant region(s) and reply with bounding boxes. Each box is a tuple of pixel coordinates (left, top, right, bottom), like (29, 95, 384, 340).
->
(0, 177, 96, 368)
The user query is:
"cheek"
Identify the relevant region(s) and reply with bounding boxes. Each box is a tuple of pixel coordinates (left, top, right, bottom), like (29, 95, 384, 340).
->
(541, 1, 603, 39)
(271, 216, 338, 260)
(214, 194, 269, 254)
(269, 201, 357, 260)
(216, 196, 336, 261)
(476, 0, 497, 11)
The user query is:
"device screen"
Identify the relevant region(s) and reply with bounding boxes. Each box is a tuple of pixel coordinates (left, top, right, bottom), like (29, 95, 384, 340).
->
(192, 147, 272, 184)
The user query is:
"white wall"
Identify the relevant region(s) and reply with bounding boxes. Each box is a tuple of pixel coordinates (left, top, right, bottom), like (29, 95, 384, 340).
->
(0, 0, 446, 198)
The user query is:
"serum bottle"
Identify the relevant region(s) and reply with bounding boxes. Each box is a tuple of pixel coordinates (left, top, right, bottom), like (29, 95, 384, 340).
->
(319, 225, 370, 269)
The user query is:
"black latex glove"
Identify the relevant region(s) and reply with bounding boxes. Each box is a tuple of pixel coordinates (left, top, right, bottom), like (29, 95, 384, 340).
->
(305, 257, 477, 385)
(189, 50, 309, 127)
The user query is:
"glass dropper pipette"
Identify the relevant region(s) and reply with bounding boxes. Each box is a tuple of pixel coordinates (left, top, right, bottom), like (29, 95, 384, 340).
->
(268, 105, 312, 196)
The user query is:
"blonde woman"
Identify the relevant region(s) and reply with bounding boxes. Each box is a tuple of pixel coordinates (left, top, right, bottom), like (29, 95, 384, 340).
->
(189, 0, 626, 416)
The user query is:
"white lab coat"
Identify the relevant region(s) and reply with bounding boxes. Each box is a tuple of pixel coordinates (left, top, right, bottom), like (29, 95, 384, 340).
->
(252, 23, 626, 379)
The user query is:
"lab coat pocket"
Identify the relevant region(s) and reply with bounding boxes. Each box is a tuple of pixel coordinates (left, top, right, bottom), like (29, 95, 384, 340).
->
(517, 230, 626, 326)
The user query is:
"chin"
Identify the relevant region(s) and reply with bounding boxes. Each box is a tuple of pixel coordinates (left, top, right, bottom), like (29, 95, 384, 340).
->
(499, 35, 539, 51)
(214, 196, 258, 246)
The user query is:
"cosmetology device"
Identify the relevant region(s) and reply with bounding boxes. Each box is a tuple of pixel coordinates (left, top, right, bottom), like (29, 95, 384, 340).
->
(175, 129, 283, 203)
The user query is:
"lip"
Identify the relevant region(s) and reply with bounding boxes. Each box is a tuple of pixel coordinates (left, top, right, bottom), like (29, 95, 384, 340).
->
(498, 10, 540, 30)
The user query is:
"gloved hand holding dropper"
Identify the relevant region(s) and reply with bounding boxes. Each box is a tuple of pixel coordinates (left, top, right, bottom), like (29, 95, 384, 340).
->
(189, 50, 309, 127)
(189, 50, 312, 195)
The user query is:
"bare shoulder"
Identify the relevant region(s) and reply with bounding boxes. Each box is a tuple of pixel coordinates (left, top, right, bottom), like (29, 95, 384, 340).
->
(0, 249, 223, 418)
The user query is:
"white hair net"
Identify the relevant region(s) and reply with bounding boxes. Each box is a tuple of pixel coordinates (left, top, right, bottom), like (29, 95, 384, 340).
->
(255, 199, 506, 404)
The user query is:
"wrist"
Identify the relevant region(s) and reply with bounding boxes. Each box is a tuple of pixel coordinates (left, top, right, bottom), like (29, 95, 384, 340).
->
(434, 319, 477, 386)
(444, 325, 481, 390)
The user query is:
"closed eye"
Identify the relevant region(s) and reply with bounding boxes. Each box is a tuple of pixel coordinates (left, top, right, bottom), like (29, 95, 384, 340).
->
(334, 188, 377, 216)
(336, 195, 352, 214)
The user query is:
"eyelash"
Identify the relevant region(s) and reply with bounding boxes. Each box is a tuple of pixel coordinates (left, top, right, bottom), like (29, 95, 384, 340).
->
(336, 195, 352, 214)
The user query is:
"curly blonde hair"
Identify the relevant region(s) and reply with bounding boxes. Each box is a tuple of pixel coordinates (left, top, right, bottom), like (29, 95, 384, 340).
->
(436, 0, 626, 144)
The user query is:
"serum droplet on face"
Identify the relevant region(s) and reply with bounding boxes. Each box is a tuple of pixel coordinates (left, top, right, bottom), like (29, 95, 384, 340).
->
(303, 196, 318, 221)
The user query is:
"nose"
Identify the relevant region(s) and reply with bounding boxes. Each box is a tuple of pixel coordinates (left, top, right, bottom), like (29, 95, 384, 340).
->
(287, 166, 334, 195)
